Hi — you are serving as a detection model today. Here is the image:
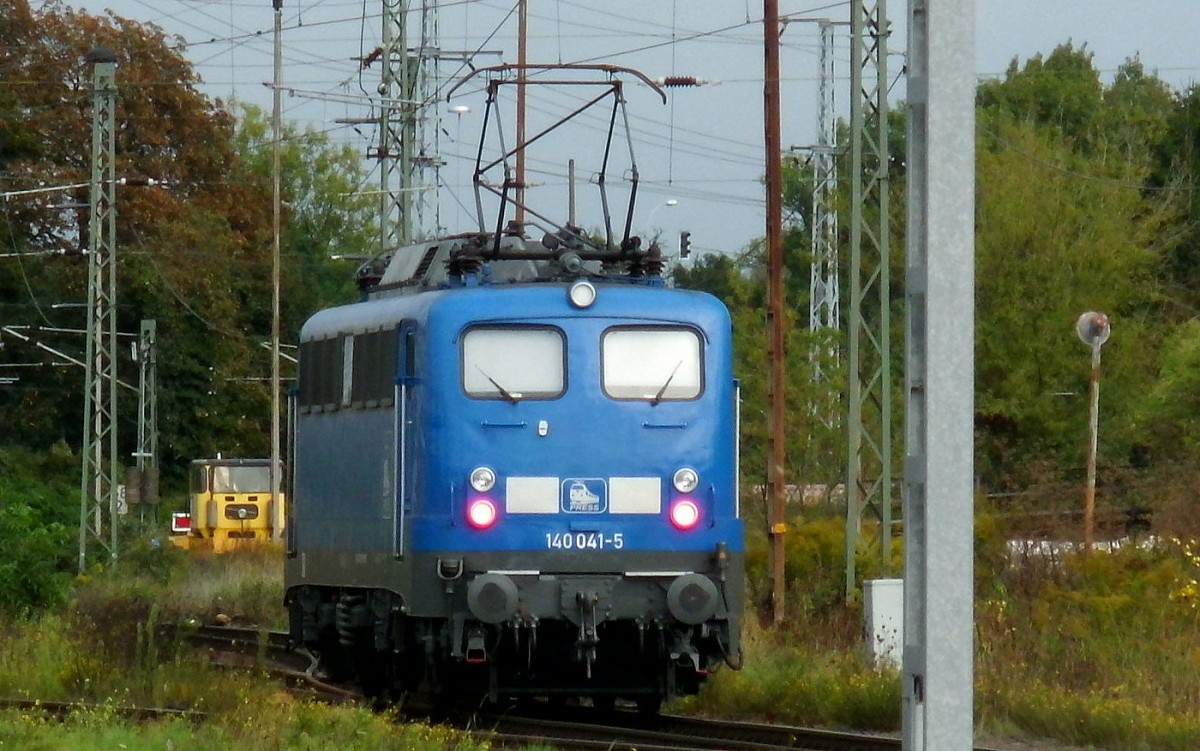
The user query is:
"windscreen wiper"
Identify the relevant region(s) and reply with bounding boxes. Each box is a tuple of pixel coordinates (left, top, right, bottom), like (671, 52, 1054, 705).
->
(650, 360, 683, 405)
(476, 366, 521, 403)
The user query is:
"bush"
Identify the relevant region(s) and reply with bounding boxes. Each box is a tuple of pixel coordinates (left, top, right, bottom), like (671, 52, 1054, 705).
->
(0, 444, 81, 616)
(0, 503, 73, 616)
(745, 511, 909, 624)
(683, 620, 901, 731)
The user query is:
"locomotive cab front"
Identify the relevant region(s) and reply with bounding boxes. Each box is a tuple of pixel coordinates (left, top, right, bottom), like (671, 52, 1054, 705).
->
(188, 458, 284, 552)
(285, 270, 744, 712)
(417, 283, 743, 708)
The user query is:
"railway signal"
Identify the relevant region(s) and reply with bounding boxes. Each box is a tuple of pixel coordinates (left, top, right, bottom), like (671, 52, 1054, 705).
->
(1076, 311, 1111, 553)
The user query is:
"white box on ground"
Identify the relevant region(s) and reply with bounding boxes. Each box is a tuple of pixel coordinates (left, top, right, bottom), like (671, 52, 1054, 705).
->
(863, 578, 904, 668)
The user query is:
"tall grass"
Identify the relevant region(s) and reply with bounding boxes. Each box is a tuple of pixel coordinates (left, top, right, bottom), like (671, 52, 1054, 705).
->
(75, 538, 286, 627)
(0, 543, 489, 750)
(0, 702, 489, 751)
(6, 485, 1200, 749)
(690, 483, 1200, 749)
(676, 618, 901, 731)
(0, 539, 286, 709)
(973, 533, 1200, 749)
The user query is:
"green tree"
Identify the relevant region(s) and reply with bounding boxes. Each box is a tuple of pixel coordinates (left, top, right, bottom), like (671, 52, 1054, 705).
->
(0, 444, 79, 615)
(1148, 84, 1200, 320)
(1101, 57, 1175, 168)
(230, 102, 374, 337)
(1131, 320, 1200, 461)
(670, 251, 745, 305)
(977, 43, 1105, 149)
(0, 0, 275, 470)
(971, 46, 1193, 483)
(973, 110, 1165, 483)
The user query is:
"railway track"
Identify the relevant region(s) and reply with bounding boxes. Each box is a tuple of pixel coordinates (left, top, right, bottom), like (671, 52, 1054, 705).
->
(180, 625, 1016, 751)
(177, 626, 901, 749)
(1, 624, 1012, 751)
(480, 708, 1017, 751)
(0, 698, 203, 723)
(478, 707, 903, 751)
(171, 623, 360, 703)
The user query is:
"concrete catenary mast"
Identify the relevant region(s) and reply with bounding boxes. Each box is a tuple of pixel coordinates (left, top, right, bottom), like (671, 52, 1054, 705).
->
(902, 1, 976, 747)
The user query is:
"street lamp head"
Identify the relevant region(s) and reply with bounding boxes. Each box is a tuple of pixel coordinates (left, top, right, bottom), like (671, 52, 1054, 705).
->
(645, 198, 680, 227)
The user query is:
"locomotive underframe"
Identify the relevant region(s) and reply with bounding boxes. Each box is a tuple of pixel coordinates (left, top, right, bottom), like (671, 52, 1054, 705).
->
(286, 548, 743, 707)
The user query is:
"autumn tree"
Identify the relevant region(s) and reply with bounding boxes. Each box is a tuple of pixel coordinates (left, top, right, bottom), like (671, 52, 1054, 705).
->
(0, 1, 373, 479)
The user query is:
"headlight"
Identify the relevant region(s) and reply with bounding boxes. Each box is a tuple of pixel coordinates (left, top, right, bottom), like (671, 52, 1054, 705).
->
(467, 498, 498, 529)
(669, 499, 700, 530)
(469, 466, 496, 492)
(568, 280, 597, 308)
(673, 467, 699, 493)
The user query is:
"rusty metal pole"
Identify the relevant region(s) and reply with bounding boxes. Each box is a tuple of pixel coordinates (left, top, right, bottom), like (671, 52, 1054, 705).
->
(1075, 311, 1110, 555)
(764, 0, 787, 625)
(1084, 340, 1101, 552)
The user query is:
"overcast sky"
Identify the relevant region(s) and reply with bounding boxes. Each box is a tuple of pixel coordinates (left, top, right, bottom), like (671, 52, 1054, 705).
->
(56, 1, 1200, 258)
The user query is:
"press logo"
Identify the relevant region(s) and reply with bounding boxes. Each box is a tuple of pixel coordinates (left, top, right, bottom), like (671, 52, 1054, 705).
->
(562, 479, 607, 513)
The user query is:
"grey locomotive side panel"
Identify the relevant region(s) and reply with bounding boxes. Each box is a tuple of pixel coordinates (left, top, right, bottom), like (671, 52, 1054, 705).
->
(293, 411, 394, 549)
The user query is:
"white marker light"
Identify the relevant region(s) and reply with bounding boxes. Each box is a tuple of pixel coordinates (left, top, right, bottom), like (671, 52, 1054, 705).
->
(568, 280, 597, 309)
(469, 466, 496, 492)
(673, 467, 699, 493)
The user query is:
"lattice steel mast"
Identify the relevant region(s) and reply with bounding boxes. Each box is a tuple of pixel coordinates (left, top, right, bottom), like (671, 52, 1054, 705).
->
(79, 49, 120, 572)
(378, 0, 442, 250)
(845, 0, 894, 595)
(809, 20, 840, 396)
(133, 319, 159, 522)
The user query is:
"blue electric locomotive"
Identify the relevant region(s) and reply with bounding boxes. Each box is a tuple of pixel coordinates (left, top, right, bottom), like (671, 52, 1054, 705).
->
(284, 63, 743, 711)
(284, 233, 743, 710)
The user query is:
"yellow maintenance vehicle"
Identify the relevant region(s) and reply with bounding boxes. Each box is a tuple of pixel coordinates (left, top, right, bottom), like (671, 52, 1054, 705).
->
(174, 458, 285, 551)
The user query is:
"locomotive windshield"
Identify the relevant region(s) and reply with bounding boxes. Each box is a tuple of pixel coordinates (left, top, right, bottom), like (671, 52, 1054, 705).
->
(213, 466, 271, 493)
(462, 326, 565, 401)
(602, 327, 702, 401)
(190, 464, 272, 494)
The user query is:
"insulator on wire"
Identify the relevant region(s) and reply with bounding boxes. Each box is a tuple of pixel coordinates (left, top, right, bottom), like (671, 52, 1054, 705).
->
(657, 76, 702, 88)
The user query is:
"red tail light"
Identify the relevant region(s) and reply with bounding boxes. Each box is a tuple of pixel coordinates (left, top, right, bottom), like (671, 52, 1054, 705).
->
(170, 512, 191, 533)
(669, 499, 700, 530)
(467, 498, 498, 529)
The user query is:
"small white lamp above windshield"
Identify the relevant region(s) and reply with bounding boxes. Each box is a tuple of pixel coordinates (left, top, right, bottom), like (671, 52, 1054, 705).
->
(568, 280, 597, 309)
